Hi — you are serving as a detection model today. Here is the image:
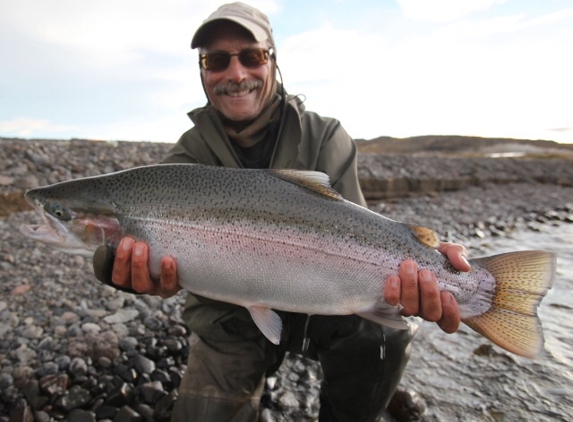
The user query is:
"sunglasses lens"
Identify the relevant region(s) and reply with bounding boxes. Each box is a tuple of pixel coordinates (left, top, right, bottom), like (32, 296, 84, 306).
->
(201, 49, 270, 72)
(202, 53, 231, 72)
(239, 49, 268, 68)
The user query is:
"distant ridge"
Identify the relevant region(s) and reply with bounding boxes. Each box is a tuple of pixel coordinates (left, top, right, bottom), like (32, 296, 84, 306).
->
(355, 135, 573, 156)
(2, 135, 572, 157)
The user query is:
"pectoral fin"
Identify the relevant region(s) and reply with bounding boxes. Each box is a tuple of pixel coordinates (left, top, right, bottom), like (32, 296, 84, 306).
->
(356, 301, 408, 330)
(247, 306, 283, 345)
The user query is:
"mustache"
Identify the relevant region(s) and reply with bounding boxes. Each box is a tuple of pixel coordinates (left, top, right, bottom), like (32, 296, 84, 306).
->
(213, 80, 263, 96)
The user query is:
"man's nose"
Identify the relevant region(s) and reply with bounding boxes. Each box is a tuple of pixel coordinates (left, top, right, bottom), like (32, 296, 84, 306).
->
(225, 56, 248, 81)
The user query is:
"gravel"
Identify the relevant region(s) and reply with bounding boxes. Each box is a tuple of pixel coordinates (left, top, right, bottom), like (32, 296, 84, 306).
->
(2, 138, 573, 421)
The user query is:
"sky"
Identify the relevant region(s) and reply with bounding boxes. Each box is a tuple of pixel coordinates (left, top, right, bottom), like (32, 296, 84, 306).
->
(1, 0, 572, 144)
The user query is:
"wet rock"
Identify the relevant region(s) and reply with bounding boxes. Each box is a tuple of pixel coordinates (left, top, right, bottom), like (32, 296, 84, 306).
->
(119, 337, 138, 353)
(105, 297, 125, 312)
(59, 312, 80, 324)
(105, 383, 134, 407)
(152, 391, 177, 422)
(133, 354, 155, 375)
(132, 403, 154, 421)
(143, 316, 163, 330)
(112, 405, 141, 422)
(112, 362, 137, 382)
(39, 373, 69, 396)
(55, 385, 91, 412)
(10, 285, 32, 296)
(163, 338, 183, 353)
(0, 373, 14, 390)
(20, 380, 46, 411)
(473, 344, 497, 357)
(386, 389, 426, 422)
(94, 404, 117, 420)
(68, 332, 120, 362)
(0, 175, 15, 186)
(259, 408, 275, 422)
(55, 355, 71, 371)
(66, 409, 96, 422)
(104, 309, 139, 324)
(266, 376, 277, 391)
(69, 358, 88, 377)
(81, 323, 101, 335)
(150, 369, 171, 386)
(97, 357, 113, 369)
(7, 404, 34, 422)
(12, 344, 37, 365)
(36, 362, 59, 378)
(14, 175, 39, 189)
(140, 381, 166, 404)
(278, 391, 299, 408)
(32, 410, 50, 422)
(11, 366, 34, 386)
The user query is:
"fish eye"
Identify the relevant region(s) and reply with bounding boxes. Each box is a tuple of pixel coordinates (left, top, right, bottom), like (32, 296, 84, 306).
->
(45, 203, 73, 221)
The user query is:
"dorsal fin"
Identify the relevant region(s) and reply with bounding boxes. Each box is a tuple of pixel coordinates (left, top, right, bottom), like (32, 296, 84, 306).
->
(270, 169, 343, 200)
(407, 224, 441, 248)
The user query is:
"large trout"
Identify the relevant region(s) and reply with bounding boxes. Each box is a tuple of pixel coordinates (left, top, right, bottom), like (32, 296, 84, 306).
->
(20, 164, 555, 357)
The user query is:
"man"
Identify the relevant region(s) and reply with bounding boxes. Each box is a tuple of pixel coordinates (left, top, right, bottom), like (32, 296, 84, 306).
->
(95, 3, 470, 421)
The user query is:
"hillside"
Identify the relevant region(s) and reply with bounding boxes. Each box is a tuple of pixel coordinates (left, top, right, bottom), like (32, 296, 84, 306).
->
(355, 135, 573, 157)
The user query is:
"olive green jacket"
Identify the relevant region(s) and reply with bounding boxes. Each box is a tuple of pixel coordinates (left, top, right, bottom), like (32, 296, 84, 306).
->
(162, 95, 366, 341)
(162, 95, 366, 207)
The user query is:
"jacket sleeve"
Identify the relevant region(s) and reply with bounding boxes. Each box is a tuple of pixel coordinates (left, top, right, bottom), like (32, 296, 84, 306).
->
(316, 121, 367, 207)
(160, 133, 200, 164)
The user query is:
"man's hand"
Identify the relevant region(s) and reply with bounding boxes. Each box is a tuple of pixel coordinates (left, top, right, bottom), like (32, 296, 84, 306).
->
(93, 237, 181, 298)
(384, 242, 470, 334)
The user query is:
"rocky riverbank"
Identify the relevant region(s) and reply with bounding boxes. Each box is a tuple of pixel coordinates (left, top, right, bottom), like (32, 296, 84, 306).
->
(1, 138, 573, 422)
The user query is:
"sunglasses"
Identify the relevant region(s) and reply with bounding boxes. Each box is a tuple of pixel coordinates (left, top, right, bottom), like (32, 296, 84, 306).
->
(199, 48, 273, 72)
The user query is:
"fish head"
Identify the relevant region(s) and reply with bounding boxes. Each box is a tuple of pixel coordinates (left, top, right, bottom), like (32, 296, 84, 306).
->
(20, 183, 123, 256)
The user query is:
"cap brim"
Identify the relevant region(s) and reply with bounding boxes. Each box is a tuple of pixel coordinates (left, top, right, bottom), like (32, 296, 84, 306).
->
(191, 17, 268, 48)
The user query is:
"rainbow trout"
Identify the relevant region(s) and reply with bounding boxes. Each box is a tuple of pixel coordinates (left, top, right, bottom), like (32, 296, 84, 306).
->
(20, 164, 555, 357)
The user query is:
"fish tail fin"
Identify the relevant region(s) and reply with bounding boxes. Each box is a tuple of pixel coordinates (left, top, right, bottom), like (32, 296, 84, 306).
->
(462, 250, 556, 358)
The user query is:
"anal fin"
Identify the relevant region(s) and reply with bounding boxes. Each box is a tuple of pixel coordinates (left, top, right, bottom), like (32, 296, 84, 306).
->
(247, 306, 283, 345)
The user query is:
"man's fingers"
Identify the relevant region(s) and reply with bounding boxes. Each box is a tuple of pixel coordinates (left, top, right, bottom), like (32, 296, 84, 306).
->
(384, 275, 401, 307)
(130, 242, 154, 293)
(112, 237, 134, 287)
(159, 257, 181, 298)
(418, 270, 441, 322)
(436, 291, 461, 333)
(438, 242, 471, 272)
(399, 260, 419, 316)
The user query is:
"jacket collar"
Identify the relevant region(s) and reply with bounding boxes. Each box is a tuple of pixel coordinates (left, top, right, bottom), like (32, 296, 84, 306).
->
(187, 94, 305, 169)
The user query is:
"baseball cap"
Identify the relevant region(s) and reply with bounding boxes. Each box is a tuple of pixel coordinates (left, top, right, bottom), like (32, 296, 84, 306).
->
(191, 2, 275, 49)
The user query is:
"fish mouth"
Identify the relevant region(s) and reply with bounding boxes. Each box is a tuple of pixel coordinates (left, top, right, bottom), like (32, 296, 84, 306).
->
(21, 192, 70, 245)
(20, 214, 68, 246)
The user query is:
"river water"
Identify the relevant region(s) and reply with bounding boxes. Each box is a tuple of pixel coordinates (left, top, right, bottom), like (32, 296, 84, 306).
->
(401, 222, 573, 422)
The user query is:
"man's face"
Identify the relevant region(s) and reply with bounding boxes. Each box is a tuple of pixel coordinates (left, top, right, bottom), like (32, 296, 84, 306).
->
(200, 24, 274, 122)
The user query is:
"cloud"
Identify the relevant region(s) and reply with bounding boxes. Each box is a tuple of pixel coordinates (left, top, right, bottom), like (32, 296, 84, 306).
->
(1, 0, 281, 69)
(1, 0, 571, 144)
(277, 6, 573, 142)
(0, 118, 76, 138)
(397, 0, 506, 22)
